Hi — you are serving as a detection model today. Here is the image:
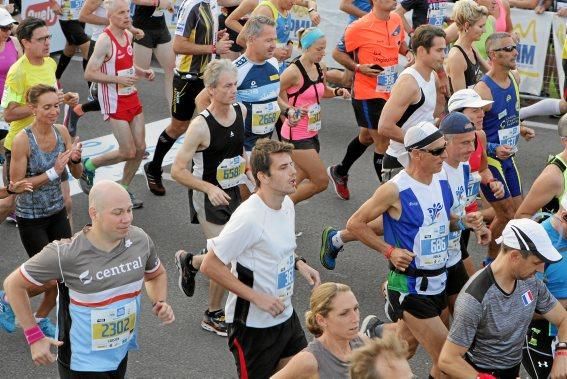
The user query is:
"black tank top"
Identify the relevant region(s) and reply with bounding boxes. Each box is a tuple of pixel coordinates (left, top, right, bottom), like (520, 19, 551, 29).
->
(132, 5, 167, 30)
(197, 104, 245, 188)
(449, 45, 482, 93)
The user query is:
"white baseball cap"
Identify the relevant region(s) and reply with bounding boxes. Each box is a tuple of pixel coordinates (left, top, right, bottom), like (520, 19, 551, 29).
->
(496, 218, 562, 263)
(0, 8, 15, 27)
(398, 121, 444, 167)
(448, 89, 493, 112)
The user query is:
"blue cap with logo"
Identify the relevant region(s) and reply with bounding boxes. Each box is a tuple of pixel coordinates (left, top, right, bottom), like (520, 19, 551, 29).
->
(439, 112, 475, 135)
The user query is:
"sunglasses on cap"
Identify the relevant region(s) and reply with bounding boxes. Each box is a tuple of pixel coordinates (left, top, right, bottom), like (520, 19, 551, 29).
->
(418, 143, 447, 156)
(492, 45, 517, 53)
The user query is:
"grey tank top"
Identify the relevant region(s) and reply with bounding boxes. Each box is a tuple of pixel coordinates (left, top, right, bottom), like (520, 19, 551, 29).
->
(16, 126, 66, 219)
(305, 336, 365, 378)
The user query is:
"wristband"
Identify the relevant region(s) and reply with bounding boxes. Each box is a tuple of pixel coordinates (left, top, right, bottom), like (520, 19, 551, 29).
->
(6, 185, 16, 195)
(24, 325, 46, 345)
(457, 217, 467, 231)
(477, 374, 496, 379)
(384, 245, 395, 259)
(294, 256, 307, 270)
(46, 167, 59, 181)
(308, 7, 315, 13)
(70, 157, 81, 164)
(556, 350, 567, 357)
(355, 64, 360, 72)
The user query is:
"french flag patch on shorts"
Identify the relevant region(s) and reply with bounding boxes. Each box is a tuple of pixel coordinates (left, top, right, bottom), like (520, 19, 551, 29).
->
(521, 290, 534, 306)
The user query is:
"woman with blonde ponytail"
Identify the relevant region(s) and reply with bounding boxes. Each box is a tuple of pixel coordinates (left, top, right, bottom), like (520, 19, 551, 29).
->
(272, 282, 366, 379)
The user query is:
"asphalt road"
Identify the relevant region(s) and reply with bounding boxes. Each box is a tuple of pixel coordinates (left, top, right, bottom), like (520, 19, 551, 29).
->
(0, 60, 562, 378)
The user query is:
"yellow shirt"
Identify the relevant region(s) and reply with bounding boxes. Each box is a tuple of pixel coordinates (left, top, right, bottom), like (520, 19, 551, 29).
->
(2, 56, 57, 150)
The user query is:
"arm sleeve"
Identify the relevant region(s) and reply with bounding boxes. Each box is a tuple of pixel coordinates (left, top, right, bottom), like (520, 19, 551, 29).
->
(207, 209, 261, 265)
(535, 278, 558, 315)
(447, 293, 483, 348)
(19, 243, 65, 286)
(144, 233, 161, 274)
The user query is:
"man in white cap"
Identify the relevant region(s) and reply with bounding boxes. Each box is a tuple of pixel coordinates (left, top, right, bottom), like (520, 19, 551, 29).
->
(439, 218, 567, 379)
(346, 121, 485, 379)
(516, 113, 567, 219)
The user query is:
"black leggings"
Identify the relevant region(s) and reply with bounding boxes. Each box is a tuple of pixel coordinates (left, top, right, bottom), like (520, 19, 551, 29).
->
(58, 355, 128, 379)
(16, 208, 72, 258)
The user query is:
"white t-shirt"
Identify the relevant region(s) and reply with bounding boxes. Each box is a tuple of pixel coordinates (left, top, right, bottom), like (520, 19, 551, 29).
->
(207, 194, 296, 328)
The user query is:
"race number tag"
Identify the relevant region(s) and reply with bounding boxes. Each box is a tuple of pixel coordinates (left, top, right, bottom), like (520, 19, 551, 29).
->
(419, 223, 449, 266)
(498, 125, 520, 150)
(376, 66, 398, 93)
(276, 255, 294, 300)
(307, 103, 321, 132)
(251, 101, 280, 135)
(216, 156, 246, 189)
(117, 68, 137, 96)
(466, 172, 481, 206)
(428, 1, 448, 26)
(91, 301, 136, 351)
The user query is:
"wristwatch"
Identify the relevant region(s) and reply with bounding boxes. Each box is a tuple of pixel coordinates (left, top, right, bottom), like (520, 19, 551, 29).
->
(556, 342, 567, 350)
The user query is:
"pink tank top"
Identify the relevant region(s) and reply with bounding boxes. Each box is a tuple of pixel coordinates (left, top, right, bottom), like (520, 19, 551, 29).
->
(0, 38, 18, 96)
(281, 61, 325, 141)
(494, 0, 507, 32)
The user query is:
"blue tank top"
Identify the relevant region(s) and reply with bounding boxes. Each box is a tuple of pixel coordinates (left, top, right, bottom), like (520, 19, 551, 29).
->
(481, 73, 520, 157)
(348, 0, 372, 23)
(384, 170, 453, 295)
(234, 55, 281, 150)
(16, 126, 66, 219)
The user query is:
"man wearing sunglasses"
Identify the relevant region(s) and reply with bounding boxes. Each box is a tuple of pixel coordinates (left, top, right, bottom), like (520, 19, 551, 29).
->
(474, 32, 535, 266)
(440, 218, 567, 379)
(346, 121, 485, 379)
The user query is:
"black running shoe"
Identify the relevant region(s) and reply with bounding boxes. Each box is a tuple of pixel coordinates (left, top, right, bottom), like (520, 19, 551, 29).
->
(360, 315, 384, 338)
(201, 309, 228, 337)
(143, 162, 166, 196)
(174, 250, 198, 297)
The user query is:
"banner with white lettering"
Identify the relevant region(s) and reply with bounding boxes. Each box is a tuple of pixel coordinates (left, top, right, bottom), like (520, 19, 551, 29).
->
(22, 0, 66, 52)
(552, 14, 566, 98)
(511, 8, 553, 96)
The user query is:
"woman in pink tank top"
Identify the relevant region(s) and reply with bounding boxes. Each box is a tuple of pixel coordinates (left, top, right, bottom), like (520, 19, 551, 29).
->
(279, 28, 350, 205)
(493, 0, 511, 32)
(0, 14, 21, 141)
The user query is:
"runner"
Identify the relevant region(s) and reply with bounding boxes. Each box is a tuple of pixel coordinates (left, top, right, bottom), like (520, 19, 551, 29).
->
(395, 0, 451, 35)
(474, 32, 535, 263)
(326, 0, 413, 200)
(280, 27, 350, 204)
(0, 17, 79, 225)
(345, 122, 486, 378)
(142, 0, 233, 196)
(271, 282, 366, 379)
(516, 114, 567, 218)
(81, 0, 156, 208)
(50, 0, 91, 83)
(171, 59, 251, 337)
(439, 218, 567, 378)
(445, 0, 490, 93)
(2, 180, 174, 376)
(200, 139, 321, 378)
(1, 84, 84, 338)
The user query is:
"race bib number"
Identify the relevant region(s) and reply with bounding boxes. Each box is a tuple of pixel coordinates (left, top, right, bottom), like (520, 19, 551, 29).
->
(466, 172, 481, 206)
(276, 255, 294, 300)
(448, 230, 460, 251)
(216, 156, 246, 189)
(117, 67, 137, 96)
(307, 103, 321, 132)
(251, 101, 280, 135)
(419, 223, 449, 266)
(376, 66, 398, 93)
(61, 0, 82, 19)
(428, 1, 448, 26)
(498, 125, 520, 149)
(91, 301, 136, 351)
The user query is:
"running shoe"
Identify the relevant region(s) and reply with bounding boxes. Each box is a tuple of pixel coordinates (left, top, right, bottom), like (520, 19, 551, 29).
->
(79, 158, 95, 195)
(360, 315, 384, 339)
(0, 290, 15, 333)
(6, 211, 17, 225)
(37, 317, 56, 338)
(63, 106, 81, 137)
(143, 162, 166, 196)
(320, 226, 343, 270)
(383, 282, 396, 323)
(174, 250, 198, 297)
(201, 309, 227, 337)
(128, 191, 143, 209)
(327, 165, 350, 200)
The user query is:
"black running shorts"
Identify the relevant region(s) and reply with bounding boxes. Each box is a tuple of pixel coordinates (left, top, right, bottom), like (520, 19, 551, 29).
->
(133, 25, 171, 49)
(446, 260, 469, 297)
(171, 74, 204, 121)
(59, 20, 90, 46)
(388, 290, 448, 321)
(227, 311, 307, 378)
(282, 135, 320, 152)
(351, 98, 386, 129)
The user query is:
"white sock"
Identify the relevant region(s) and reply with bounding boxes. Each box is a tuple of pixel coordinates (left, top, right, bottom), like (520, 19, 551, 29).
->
(331, 231, 344, 249)
(520, 99, 561, 120)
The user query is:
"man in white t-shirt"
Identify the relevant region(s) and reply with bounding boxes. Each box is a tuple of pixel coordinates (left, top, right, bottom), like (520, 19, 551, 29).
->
(201, 139, 321, 378)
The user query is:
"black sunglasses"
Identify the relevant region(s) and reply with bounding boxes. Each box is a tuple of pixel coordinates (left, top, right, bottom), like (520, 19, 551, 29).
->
(492, 45, 517, 53)
(418, 144, 447, 156)
(0, 25, 12, 31)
